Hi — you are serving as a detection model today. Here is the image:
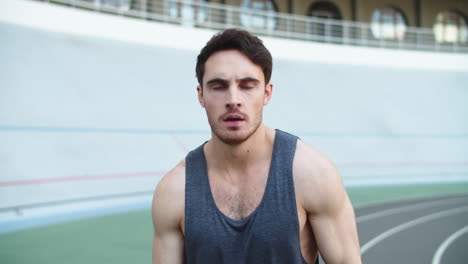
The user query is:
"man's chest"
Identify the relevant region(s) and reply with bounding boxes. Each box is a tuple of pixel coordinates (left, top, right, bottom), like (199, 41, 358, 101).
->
(208, 172, 269, 221)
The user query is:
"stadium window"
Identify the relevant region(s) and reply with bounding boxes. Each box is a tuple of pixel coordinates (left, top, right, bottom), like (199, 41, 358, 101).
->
(433, 11, 468, 43)
(307, 1, 343, 39)
(371, 7, 407, 40)
(308, 1, 342, 20)
(167, 0, 209, 26)
(240, 0, 278, 30)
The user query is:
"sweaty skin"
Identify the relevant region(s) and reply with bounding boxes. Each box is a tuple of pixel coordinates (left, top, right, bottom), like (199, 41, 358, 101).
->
(152, 50, 362, 264)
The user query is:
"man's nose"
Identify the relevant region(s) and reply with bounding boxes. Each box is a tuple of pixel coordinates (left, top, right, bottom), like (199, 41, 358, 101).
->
(225, 86, 242, 109)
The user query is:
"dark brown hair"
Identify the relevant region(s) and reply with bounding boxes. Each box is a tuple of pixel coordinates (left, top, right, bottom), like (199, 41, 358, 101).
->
(196, 28, 273, 86)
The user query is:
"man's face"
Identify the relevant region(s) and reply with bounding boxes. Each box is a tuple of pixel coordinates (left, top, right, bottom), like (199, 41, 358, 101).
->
(197, 50, 273, 145)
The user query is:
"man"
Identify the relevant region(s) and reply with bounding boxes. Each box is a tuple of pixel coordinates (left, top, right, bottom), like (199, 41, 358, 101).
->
(152, 28, 361, 264)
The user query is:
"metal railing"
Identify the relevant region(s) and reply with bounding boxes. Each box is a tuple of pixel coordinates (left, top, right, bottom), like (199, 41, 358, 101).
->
(42, 0, 468, 53)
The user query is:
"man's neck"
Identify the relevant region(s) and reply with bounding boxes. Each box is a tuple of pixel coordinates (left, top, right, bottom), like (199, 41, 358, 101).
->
(205, 125, 276, 178)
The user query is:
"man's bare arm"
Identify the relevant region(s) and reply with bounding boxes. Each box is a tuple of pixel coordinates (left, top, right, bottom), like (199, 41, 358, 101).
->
(308, 183, 361, 263)
(295, 141, 361, 264)
(152, 162, 186, 264)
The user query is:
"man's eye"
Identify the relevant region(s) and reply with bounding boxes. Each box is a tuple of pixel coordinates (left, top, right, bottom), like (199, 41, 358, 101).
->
(241, 85, 253, 89)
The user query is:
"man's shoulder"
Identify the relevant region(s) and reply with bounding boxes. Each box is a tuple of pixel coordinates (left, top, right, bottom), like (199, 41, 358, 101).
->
(152, 160, 186, 234)
(152, 160, 186, 217)
(293, 139, 346, 212)
(294, 139, 337, 177)
(155, 160, 186, 198)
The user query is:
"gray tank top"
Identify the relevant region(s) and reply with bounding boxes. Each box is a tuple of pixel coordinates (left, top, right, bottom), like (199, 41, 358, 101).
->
(185, 129, 311, 264)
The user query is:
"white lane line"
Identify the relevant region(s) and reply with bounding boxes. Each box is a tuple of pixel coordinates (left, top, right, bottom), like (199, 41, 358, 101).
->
(432, 225, 468, 264)
(356, 196, 468, 223)
(361, 205, 468, 255)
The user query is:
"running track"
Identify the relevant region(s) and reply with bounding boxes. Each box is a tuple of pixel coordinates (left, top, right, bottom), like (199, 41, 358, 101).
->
(354, 194, 468, 264)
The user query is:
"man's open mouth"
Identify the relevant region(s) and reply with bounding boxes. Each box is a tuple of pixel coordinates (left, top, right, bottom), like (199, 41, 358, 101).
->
(225, 117, 243, 121)
(223, 113, 245, 124)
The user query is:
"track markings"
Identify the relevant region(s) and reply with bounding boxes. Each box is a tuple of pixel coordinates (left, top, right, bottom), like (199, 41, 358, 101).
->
(356, 196, 468, 223)
(432, 225, 468, 264)
(361, 205, 468, 255)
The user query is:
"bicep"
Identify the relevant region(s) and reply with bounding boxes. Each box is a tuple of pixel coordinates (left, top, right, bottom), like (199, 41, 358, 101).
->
(152, 227, 185, 264)
(309, 194, 361, 263)
(151, 168, 186, 264)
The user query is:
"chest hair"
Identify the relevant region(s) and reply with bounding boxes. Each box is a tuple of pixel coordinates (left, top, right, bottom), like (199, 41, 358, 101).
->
(209, 172, 268, 220)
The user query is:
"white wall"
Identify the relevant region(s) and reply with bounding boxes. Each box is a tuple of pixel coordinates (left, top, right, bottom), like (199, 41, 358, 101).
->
(1, 0, 468, 229)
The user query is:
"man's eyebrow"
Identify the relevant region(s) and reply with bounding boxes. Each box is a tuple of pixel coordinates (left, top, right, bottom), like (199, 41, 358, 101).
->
(206, 78, 228, 86)
(206, 77, 260, 86)
(239, 77, 260, 83)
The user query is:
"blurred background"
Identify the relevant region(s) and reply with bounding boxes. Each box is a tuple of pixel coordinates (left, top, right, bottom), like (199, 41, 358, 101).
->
(1, 0, 468, 263)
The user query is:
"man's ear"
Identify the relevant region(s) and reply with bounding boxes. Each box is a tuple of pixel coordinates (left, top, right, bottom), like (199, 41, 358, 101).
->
(264, 83, 273, 105)
(197, 85, 205, 108)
